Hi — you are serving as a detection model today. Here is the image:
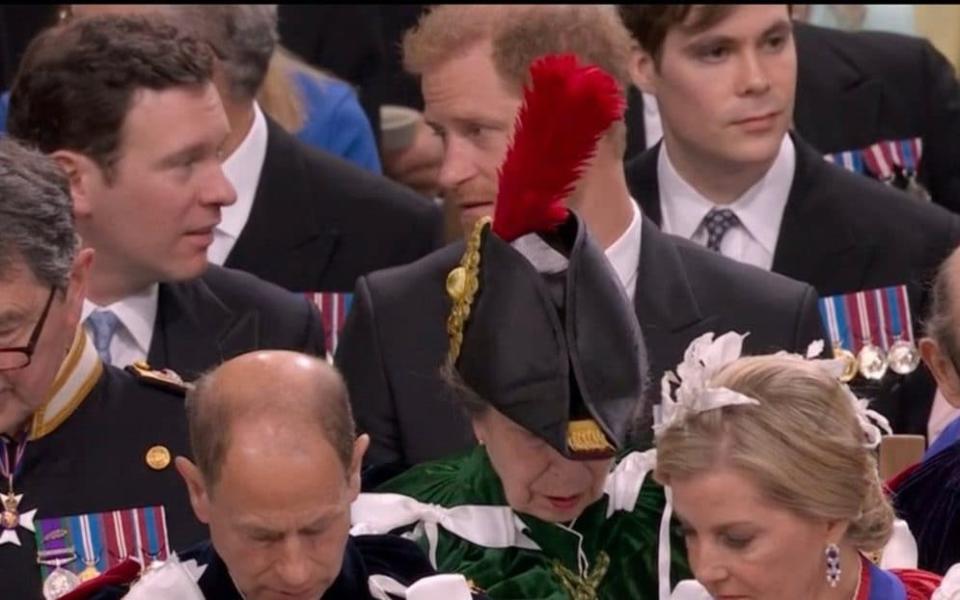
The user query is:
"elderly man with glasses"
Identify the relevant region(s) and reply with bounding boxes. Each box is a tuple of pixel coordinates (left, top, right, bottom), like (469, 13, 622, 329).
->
(0, 138, 206, 600)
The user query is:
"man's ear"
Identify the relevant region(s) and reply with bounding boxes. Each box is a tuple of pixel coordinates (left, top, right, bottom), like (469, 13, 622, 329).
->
(347, 434, 370, 499)
(51, 150, 102, 219)
(630, 46, 658, 95)
(920, 337, 960, 407)
(175, 456, 212, 524)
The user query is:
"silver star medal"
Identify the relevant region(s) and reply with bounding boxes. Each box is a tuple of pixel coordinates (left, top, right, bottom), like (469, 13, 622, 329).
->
(0, 492, 38, 546)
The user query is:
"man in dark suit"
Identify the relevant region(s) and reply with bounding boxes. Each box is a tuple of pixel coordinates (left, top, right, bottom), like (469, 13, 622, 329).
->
(156, 5, 443, 294)
(0, 138, 205, 600)
(621, 12, 960, 212)
(621, 5, 960, 432)
(7, 15, 325, 378)
(336, 5, 825, 470)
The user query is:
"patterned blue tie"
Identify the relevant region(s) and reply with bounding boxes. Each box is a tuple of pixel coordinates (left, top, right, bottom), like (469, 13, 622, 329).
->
(86, 310, 121, 365)
(701, 208, 740, 252)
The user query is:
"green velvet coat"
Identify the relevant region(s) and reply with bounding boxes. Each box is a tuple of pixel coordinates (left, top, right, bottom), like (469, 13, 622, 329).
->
(363, 447, 691, 599)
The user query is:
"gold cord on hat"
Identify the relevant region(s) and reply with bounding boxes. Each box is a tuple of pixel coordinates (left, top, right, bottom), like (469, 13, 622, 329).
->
(445, 217, 491, 368)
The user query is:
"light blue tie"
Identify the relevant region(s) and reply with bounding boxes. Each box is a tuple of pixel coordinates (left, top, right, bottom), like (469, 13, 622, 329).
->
(87, 310, 121, 365)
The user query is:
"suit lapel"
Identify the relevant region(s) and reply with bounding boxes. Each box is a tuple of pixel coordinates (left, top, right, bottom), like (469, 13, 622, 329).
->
(624, 143, 663, 225)
(224, 117, 339, 291)
(634, 219, 714, 379)
(149, 278, 259, 380)
(771, 136, 869, 294)
(793, 23, 882, 151)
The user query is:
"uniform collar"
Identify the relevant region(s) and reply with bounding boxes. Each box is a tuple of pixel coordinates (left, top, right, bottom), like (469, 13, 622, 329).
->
(30, 328, 103, 439)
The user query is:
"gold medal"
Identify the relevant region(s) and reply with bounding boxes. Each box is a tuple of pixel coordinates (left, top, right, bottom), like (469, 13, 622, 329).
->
(145, 445, 171, 471)
(833, 347, 858, 382)
(0, 492, 37, 546)
(888, 340, 921, 375)
(79, 560, 100, 582)
(1, 496, 18, 530)
(858, 343, 888, 381)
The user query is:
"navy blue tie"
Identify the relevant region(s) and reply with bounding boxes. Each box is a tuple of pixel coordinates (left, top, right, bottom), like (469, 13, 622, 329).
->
(702, 208, 740, 252)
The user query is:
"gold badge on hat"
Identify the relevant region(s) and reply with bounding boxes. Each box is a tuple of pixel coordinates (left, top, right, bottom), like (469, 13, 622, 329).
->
(145, 445, 171, 471)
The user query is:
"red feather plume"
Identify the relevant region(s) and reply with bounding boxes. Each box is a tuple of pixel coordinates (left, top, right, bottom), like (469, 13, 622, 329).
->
(492, 53, 625, 242)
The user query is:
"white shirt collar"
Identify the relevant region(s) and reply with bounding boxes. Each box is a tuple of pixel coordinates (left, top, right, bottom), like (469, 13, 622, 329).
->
(507, 202, 642, 302)
(217, 102, 269, 242)
(604, 201, 642, 299)
(82, 283, 159, 358)
(658, 135, 795, 256)
(641, 91, 663, 150)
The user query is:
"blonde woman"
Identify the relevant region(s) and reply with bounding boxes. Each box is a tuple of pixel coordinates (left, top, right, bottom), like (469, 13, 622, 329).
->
(655, 333, 948, 600)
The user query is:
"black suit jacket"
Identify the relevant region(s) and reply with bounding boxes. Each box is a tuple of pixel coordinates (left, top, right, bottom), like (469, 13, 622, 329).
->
(2, 367, 205, 600)
(625, 137, 960, 431)
(148, 265, 326, 380)
(625, 23, 960, 212)
(627, 137, 960, 298)
(336, 224, 824, 468)
(223, 118, 443, 293)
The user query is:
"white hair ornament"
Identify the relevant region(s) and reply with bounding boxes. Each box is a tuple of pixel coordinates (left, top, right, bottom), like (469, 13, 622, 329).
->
(654, 332, 892, 448)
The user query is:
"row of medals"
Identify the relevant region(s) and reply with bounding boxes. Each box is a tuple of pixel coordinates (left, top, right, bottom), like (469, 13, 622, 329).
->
(1, 445, 173, 599)
(0, 496, 98, 599)
(833, 339, 921, 382)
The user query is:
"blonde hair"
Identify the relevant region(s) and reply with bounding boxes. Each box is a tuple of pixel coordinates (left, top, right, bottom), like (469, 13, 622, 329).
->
(403, 5, 635, 94)
(257, 46, 341, 134)
(656, 355, 894, 552)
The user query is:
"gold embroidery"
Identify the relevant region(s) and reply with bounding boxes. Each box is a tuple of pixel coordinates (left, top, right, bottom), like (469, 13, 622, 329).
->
(567, 420, 615, 455)
(446, 217, 491, 367)
(552, 551, 610, 600)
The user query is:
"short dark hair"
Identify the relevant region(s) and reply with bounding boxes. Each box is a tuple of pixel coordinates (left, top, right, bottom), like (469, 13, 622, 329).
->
(617, 5, 737, 65)
(7, 14, 214, 178)
(0, 137, 76, 289)
(185, 357, 357, 487)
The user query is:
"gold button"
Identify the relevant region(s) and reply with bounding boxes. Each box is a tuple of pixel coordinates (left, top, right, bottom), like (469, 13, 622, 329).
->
(145, 445, 171, 470)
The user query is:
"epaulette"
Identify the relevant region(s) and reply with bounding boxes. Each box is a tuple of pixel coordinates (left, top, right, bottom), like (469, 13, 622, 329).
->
(124, 361, 193, 397)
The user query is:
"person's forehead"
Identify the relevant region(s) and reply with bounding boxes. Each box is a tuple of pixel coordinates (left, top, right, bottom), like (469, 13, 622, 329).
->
(116, 83, 226, 158)
(670, 5, 790, 40)
(422, 44, 517, 108)
(0, 258, 45, 294)
(0, 263, 48, 322)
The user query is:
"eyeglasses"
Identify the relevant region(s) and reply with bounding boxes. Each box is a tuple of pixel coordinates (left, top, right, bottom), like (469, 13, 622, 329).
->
(0, 287, 57, 371)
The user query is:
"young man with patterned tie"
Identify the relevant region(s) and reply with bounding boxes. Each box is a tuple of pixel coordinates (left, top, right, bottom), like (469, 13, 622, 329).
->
(621, 4, 960, 430)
